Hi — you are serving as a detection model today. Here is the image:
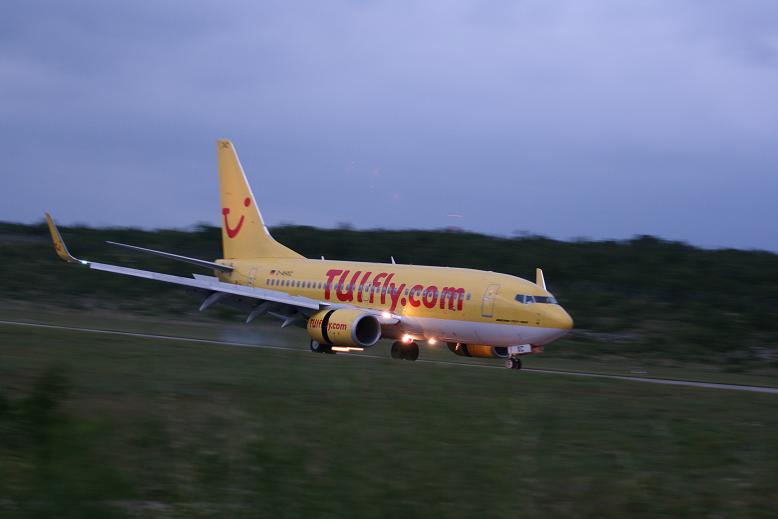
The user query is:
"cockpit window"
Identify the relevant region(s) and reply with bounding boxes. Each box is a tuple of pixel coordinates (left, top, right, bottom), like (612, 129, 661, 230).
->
(515, 294, 558, 305)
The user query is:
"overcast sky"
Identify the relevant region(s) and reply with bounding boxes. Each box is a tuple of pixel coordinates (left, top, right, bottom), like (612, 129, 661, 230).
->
(1, 0, 777, 250)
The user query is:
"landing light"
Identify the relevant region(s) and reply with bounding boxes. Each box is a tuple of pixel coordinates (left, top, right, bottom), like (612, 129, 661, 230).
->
(331, 346, 365, 353)
(428, 338, 437, 345)
(381, 311, 391, 318)
(402, 334, 413, 343)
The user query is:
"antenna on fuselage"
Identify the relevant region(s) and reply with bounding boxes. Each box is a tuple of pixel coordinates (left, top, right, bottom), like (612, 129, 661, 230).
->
(391, 256, 396, 264)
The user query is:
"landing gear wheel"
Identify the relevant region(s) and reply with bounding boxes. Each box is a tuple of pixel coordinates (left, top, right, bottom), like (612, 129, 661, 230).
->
(310, 340, 333, 354)
(390, 341, 419, 361)
(511, 358, 523, 370)
(404, 342, 420, 361)
(390, 341, 403, 360)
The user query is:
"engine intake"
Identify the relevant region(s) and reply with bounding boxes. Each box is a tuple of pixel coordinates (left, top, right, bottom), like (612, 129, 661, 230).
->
(307, 308, 382, 348)
(447, 342, 508, 359)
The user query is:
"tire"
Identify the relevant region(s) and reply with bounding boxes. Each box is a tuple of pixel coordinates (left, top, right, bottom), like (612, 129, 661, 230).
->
(404, 342, 420, 361)
(390, 341, 403, 360)
(310, 340, 333, 354)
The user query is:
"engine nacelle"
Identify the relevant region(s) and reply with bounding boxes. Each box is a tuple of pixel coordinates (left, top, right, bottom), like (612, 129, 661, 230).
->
(447, 342, 508, 359)
(307, 308, 382, 348)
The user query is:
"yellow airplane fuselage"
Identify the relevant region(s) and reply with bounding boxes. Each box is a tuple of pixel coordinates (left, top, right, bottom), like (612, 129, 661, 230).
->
(218, 258, 572, 347)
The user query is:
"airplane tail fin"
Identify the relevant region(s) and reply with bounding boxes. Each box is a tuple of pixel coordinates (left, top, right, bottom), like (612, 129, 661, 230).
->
(217, 140, 303, 260)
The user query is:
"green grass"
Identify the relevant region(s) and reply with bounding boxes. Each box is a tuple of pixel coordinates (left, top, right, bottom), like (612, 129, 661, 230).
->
(1, 318, 777, 518)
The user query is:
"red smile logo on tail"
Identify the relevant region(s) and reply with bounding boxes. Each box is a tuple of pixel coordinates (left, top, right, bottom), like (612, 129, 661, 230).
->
(222, 197, 251, 238)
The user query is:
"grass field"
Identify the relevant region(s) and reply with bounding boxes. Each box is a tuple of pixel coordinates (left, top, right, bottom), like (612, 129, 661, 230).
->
(1, 314, 777, 518)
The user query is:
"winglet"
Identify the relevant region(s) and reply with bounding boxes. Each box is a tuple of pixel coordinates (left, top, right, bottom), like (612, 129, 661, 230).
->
(44, 213, 83, 264)
(536, 268, 546, 290)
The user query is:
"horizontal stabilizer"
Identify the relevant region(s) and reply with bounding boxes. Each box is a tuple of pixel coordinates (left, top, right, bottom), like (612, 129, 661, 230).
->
(106, 241, 233, 272)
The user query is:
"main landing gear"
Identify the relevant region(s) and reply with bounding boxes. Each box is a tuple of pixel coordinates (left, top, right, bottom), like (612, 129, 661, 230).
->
(390, 341, 419, 361)
(505, 357, 523, 370)
(310, 339, 334, 354)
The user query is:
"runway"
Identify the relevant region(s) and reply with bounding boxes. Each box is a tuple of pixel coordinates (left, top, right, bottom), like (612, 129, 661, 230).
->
(2, 319, 777, 395)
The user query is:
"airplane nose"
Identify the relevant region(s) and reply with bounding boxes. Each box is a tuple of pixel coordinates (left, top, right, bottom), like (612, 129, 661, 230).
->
(545, 306, 574, 330)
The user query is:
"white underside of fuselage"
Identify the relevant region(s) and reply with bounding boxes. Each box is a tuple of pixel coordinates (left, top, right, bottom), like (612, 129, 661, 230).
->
(394, 316, 569, 347)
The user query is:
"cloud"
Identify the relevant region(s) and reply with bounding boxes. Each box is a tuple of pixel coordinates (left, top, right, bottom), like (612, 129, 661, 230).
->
(1, 0, 777, 250)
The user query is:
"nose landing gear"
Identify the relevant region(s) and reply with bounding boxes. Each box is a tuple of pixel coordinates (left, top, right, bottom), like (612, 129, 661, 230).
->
(391, 341, 419, 361)
(505, 357, 523, 370)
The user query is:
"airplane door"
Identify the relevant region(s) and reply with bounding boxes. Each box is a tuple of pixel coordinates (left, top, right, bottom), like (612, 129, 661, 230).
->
(481, 284, 500, 318)
(248, 267, 257, 287)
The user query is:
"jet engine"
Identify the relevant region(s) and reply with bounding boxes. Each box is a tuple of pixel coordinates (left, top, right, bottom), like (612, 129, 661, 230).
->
(307, 308, 382, 348)
(447, 342, 508, 358)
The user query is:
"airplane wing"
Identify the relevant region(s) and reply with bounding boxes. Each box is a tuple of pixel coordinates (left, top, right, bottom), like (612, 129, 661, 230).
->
(44, 213, 400, 326)
(105, 240, 234, 272)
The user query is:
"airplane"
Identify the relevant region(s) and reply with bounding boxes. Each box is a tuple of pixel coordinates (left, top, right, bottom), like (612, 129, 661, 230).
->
(45, 139, 573, 370)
